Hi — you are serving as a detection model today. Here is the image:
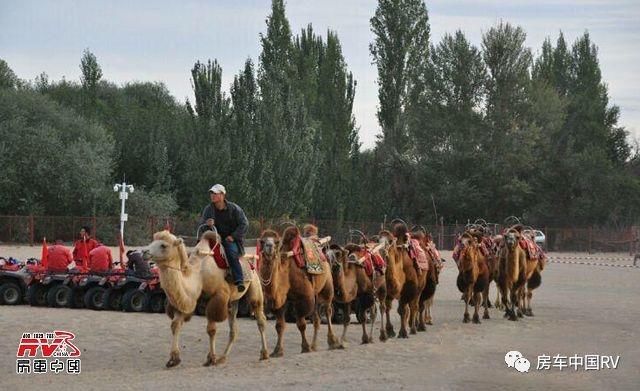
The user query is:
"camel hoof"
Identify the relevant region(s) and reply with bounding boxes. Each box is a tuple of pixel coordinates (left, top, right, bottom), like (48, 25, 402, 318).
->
(379, 332, 388, 342)
(472, 314, 481, 324)
(483, 312, 490, 320)
(517, 311, 524, 318)
(386, 329, 396, 338)
(398, 330, 409, 339)
(215, 356, 226, 366)
(203, 355, 216, 367)
(166, 357, 181, 368)
(301, 345, 311, 353)
(271, 349, 284, 358)
(463, 314, 470, 323)
(417, 324, 426, 332)
(260, 350, 269, 361)
(509, 314, 518, 321)
(525, 309, 534, 317)
(368, 336, 374, 343)
(410, 328, 417, 335)
(310, 344, 318, 352)
(426, 320, 433, 325)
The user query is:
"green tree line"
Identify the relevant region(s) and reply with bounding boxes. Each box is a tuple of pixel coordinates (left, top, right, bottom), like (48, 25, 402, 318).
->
(0, 0, 638, 227)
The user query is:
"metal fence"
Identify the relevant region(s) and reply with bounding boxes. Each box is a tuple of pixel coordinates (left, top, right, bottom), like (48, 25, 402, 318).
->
(0, 215, 637, 254)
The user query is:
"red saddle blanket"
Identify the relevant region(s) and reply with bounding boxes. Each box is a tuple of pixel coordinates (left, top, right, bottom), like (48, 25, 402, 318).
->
(355, 250, 386, 276)
(409, 239, 429, 271)
(290, 236, 327, 273)
(519, 238, 542, 260)
(208, 241, 254, 271)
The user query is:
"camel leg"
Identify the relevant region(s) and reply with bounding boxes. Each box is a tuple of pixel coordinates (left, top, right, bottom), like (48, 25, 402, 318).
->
(310, 304, 320, 352)
(167, 311, 186, 368)
(483, 289, 490, 320)
(385, 298, 396, 338)
(340, 302, 350, 348)
(204, 319, 217, 366)
(516, 287, 525, 318)
(325, 302, 341, 350)
(271, 307, 285, 357)
(472, 292, 481, 324)
(379, 299, 388, 342)
(409, 298, 419, 334)
(417, 299, 427, 332)
(508, 287, 519, 321)
(216, 300, 239, 365)
(248, 284, 269, 360)
(525, 288, 534, 317)
(297, 313, 311, 353)
(463, 287, 471, 323)
(398, 302, 409, 338)
(367, 302, 376, 344)
(426, 297, 433, 325)
(494, 286, 503, 310)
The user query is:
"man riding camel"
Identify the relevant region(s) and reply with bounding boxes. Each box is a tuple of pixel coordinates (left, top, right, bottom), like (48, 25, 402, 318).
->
(199, 184, 249, 292)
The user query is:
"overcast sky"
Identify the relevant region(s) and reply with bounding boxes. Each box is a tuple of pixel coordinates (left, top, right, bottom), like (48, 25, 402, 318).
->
(2, 0, 638, 149)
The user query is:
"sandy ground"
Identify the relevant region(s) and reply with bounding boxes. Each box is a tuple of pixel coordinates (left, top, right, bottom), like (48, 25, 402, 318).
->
(1, 246, 639, 390)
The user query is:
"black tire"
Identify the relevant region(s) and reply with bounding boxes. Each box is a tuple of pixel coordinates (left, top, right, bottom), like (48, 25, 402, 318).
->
(71, 288, 85, 309)
(84, 286, 107, 310)
(122, 289, 147, 312)
(103, 288, 124, 311)
(27, 284, 48, 307)
(0, 282, 23, 305)
(147, 292, 166, 313)
(47, 284, 73, 308)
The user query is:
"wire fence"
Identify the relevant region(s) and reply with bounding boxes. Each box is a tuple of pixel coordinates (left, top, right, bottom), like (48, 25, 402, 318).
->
(0, 215, 638, 254)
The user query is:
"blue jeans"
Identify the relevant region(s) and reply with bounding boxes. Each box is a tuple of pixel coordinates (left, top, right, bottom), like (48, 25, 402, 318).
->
(223, 241, 243, 284)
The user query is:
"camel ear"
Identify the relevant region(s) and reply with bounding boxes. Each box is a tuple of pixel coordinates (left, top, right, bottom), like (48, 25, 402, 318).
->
(173, 237, 184, 247)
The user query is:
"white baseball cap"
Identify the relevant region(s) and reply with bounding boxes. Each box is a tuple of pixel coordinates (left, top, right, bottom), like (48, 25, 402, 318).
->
(208, 184, 226, 194)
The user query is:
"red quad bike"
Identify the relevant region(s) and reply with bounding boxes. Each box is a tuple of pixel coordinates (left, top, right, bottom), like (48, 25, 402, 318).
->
(0, 259, 35, 305)
(143, 268, 166, 314)
(78, 269, 121, 310)
(103, 272, 166, 312)
(26, 265, 71, 308)
(47, 269, 92, 308)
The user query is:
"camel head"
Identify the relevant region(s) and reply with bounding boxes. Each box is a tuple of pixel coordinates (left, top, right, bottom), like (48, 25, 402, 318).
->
(281, 226, 301, 252)
(393, 222, 409, 245)
(302, 224, 319, 238)
(504, 230, 520, 249)
(148, 230, 187, 268)
(258, 229, 280, 259)
(327, 244, 348, 276)
(458, 231, 479, 267)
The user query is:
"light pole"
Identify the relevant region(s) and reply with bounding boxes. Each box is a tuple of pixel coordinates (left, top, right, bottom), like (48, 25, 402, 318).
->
(113, 181, 134, 244)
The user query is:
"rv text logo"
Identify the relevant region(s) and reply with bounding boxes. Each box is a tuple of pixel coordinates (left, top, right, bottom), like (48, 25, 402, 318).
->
(17, 331, 81, 358)
(15, 331, 81, 375)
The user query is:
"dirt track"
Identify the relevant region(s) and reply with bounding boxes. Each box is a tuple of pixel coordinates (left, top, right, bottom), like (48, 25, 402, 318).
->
(1, 247, 639, 390)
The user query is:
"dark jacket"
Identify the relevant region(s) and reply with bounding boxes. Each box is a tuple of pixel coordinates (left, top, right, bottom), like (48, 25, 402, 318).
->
(126, 250, 151, 278)
(199, 200, 248, 255)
